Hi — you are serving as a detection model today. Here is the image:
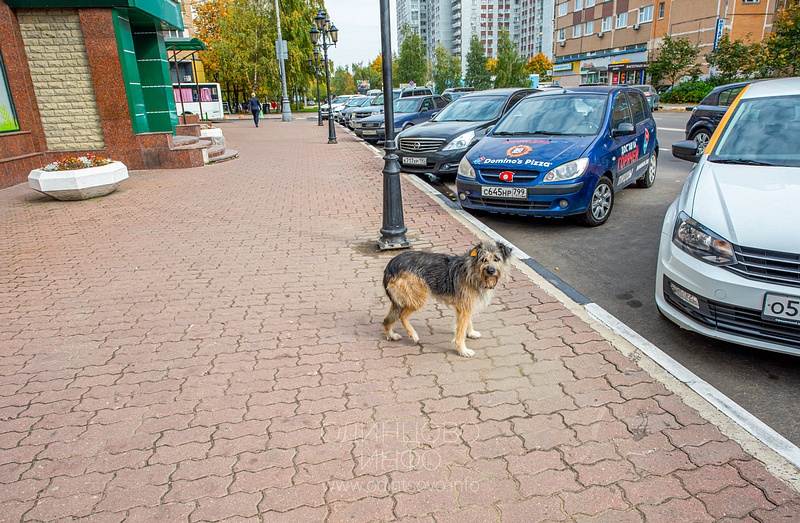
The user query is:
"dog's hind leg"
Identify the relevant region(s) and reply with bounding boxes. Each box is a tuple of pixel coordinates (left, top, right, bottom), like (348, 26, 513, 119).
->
(382, 303, 403, 341)
(466, 319, 481, 339)
(454, 305, 475, 357)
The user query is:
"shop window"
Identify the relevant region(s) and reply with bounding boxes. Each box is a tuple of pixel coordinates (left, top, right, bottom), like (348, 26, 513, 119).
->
(0, 50, 20, 133)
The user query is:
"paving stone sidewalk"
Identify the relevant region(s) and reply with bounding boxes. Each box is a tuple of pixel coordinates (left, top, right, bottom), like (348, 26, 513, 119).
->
(1, 117, 799, 523)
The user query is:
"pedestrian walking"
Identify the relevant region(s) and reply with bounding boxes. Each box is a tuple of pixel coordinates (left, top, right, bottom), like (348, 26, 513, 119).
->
(248, 93, 261, 127)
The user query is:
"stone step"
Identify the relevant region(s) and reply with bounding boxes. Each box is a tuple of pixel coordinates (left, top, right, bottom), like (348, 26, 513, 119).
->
(207, 149, 239, 164)
(207, 144, 225, 158)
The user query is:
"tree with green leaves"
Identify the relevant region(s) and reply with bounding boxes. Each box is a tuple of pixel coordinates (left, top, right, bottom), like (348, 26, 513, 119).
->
(765, 3, 800, 77)
(705, 34, 765, 83)
(464, 34, 492, 90)
(525, 52, 553, 82)
(194, 0, 319, 108)
(431, 44, 462, 94)
(493, 29, 529, 88)
(352, 58, 382, 92)
(646, 35, 700, 86)
(331, 66, 357, 95)
(396, 24, 428, 86)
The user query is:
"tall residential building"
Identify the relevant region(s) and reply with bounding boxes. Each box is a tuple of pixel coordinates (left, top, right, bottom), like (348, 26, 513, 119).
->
(520, 0, 556, 59)
(397, 0, 430, 49)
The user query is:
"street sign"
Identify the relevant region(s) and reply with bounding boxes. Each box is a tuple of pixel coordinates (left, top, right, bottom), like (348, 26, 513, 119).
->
(275, 39, 288, 60)
(713, 19, 725, 50)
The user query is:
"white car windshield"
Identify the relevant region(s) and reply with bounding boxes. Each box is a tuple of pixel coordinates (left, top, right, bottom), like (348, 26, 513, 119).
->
(493, 94, 607, 136)
(432, 96, 505, 122)
(710, 95, 800, 168)
(332, 96, 350, 104)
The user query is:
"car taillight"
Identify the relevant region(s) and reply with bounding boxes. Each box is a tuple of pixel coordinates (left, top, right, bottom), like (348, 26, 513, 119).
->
(645, 93, 652, 98)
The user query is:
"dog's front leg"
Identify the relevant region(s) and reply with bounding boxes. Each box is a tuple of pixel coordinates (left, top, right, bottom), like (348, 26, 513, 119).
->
(467, 319, 481, 339)
(454, 305, 475, 357)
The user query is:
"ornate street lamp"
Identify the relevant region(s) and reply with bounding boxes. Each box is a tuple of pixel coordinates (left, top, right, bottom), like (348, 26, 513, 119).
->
(275, 0, 292, 121)
(307, 47, 324, 126)
(310, 10, 338, 144)
(376, 0, 411, 250)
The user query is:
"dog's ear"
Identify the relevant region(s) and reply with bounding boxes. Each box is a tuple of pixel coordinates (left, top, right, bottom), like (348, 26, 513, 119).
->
(496, 241, 512, 261)
(469, 243, 482, 258)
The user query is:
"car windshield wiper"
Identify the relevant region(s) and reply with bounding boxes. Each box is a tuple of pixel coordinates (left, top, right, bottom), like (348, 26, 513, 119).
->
(493, 131, 533, 136)
(711, 158, 776, 166)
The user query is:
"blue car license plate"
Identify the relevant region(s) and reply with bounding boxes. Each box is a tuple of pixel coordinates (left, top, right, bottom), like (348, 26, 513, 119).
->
(481, 186, 527, 199)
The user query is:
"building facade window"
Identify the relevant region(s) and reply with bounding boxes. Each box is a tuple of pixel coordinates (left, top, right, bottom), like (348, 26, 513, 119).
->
(584, 20, 594, 35)
(573, 24, 582, 37)
(558, 2, 568, 16)
(658, 2, 665, 19)
(586, 0, 596, 6)
(602, 16, 612, 32)
(616, 12, 628, 28)
(558, 27, 567, 40)
(638, 5, 653, 23)
(575, 0, 583, 11)
(0, 50, 20, 133)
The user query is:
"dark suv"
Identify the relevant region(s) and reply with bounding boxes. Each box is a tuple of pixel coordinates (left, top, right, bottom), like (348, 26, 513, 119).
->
(396, 88, 539, 179)
(685, 80, 757, 153)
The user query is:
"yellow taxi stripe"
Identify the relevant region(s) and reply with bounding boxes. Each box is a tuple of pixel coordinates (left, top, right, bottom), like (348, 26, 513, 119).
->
(705, 84, 752, 154)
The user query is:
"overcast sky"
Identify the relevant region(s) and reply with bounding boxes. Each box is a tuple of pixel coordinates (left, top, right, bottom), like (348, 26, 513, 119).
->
(322, 0, 398, 68)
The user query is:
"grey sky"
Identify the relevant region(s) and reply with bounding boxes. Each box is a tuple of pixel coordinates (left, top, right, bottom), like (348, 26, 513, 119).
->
(322, 0, 398, 69)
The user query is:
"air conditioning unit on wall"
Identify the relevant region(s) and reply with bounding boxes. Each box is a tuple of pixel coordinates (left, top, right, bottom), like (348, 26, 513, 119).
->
(558, 40, 565, 47)
(597, 32, 604, 38)
(633, 24, 640, 30)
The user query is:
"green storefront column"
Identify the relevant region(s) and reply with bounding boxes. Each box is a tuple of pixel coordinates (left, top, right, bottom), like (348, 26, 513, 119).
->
(112, 11, 149, 134)
(131, 21, 178, 133)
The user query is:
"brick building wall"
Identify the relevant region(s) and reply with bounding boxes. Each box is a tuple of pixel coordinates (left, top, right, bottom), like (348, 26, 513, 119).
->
(17, 8, 104, 151)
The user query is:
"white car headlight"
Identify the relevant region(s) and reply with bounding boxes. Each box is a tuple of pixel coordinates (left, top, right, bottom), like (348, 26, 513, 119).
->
(543, 158, 589, 182)
(458, 156, 475, 179)
(443, 130, 476, 151)
(672, 212, 735, 265)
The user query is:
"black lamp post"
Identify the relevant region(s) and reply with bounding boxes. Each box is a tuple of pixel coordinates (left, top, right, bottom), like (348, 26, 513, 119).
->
(307, 47, 324, 127)
(310, 10, 338, 144)
(377, 0, 411, 250)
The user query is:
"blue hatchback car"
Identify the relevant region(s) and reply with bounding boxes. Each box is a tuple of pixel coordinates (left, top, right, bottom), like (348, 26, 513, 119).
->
(456, 86, 659, 226)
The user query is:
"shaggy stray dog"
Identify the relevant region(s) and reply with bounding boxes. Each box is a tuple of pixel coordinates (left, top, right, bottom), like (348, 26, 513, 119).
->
(382, 241, 512, 357)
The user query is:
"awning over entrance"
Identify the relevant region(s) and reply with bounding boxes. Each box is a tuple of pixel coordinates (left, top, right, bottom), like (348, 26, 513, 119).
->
(164, 37, 206, 52)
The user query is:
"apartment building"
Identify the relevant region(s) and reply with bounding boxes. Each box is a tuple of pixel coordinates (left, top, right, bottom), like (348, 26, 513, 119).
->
(520, 0, 556, 59)
(397, 0, 430, 49)
(552, 0, 655, 87)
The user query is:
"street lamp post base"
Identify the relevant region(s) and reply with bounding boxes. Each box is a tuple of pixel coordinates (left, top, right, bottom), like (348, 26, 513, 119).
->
(328, 138, 338, 144)
(376, 234, 411, 251)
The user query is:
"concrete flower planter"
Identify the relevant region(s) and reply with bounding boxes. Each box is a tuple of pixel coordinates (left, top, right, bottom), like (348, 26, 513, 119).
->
(28, 161, 128, 201)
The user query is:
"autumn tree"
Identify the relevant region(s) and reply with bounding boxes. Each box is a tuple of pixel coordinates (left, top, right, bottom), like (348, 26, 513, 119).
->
(646, 35, 700, 86)
(431, 44, 462, 94)
(525, 52, 553, 81)
(765, 2, 800, 77)
(396, 24, 428, 86)
(352, 57, 382, 92)
(493, 29, 528, 87)
(331, 66, 357, 95)
(464, 34, 492, 90)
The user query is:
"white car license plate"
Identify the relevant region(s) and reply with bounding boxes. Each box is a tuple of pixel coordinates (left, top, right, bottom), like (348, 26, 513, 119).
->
(363, 130, 377, 136)
(402, 157, 427, 166)
(481, 186, 527, 199)
(762, 293, 800, 326)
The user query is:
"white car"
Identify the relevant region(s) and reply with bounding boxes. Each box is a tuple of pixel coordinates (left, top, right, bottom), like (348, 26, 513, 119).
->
(656, 77, 800, 357)
(320, 95, 355, 120)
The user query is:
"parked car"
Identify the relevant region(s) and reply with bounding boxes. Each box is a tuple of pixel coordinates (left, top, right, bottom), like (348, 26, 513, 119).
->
(353, 95, 448, 143)
(320, 94, 356, 121)
(659, 78, 800, 356)
(400, 86, 434, 97)
(351, 90, 402, 122)
(442, 86, 476, 103)
(397, 88, 539, 179)
(685, 80, 757, 153)
(455, 86, 658, 227)
(632, 84, 660, 111)
(342, 96, 376, 129)
(334, 95, 368, 124)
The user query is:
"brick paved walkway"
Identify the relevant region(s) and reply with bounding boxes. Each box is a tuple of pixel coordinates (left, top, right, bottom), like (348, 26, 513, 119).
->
(1, 116, 799, 522)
